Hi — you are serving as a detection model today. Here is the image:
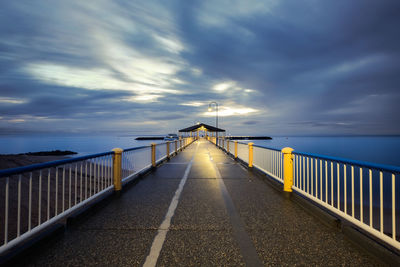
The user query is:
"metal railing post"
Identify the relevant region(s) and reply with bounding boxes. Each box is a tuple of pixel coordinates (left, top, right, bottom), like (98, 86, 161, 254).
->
(166, 141, 170, 159)
(227, 140, 230, 153)
(248, 142, 254, 168)
(112, 148, 123, 191)
(175, 140, 178, 154)
(282, 147, 294, 193)
(151, 143, 156, 167)
(234, 141, 238, 159)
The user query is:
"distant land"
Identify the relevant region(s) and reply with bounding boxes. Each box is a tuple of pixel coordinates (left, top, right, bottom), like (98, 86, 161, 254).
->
(18, 150, 77, 156)
(135, 137, 164, 140)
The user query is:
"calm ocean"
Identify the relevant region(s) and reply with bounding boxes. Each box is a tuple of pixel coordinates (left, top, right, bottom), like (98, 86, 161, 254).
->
(0, 135, 399, 166)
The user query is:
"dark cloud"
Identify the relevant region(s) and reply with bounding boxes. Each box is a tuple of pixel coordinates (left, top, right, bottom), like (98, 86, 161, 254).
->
(0, 0, 399, 135)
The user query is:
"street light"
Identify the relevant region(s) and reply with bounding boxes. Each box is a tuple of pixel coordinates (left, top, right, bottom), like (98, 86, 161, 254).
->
(208, 101, 218, 140)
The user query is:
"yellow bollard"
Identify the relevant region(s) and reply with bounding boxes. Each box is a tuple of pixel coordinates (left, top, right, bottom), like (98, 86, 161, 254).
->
(248, 142, 254, 167)
(166, 141, 170, 159)
(112, 148, 123, 191)
(151, 143, 156, 167)
(282, 147, 294, 192)
(234, 141, 238, 159)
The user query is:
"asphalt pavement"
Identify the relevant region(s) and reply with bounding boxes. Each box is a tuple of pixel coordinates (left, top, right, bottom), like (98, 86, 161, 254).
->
(14, 140, 381, 266)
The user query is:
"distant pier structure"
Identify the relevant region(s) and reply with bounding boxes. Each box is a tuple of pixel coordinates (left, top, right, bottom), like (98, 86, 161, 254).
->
(178, 122, 225, 138)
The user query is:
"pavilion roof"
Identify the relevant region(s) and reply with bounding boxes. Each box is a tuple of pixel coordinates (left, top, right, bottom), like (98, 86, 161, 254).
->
(178, 123, 225, 132)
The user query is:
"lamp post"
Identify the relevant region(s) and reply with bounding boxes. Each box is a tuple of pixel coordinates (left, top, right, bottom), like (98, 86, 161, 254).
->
(208, 101, 218, 141)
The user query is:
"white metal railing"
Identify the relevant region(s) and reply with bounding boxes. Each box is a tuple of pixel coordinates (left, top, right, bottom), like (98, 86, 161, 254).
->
(0, 137, 195, 256)
(292, 151, 400, 250)
(0, 152, 114, 255)
(253, 146, 284, 182)
(121, 146, 152, 183)
(215, 138, 400, 250)
(156, 143, 168, 163)
(237, 142, 249, 164)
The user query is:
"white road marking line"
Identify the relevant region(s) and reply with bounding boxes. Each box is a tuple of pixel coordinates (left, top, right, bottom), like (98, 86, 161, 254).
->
(143, 143, 198, 267)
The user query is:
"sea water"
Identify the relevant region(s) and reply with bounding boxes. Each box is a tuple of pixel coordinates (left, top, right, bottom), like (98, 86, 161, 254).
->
(0, 135, 399, 166)
(240, 136, 400, 166)
(0, 135, 163, 156)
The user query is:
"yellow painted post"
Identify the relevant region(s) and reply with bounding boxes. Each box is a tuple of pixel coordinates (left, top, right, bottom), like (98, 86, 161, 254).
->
(112, 148, 123, 191)
(248, 142, 254, 167)
(175, 140, 178, 154)
(282, 147, 294, 193)
(234, 141, 238, 159)
(151, 143, 156, 167)
(166, 141, 170, 159)
(227, 140, 230, 153)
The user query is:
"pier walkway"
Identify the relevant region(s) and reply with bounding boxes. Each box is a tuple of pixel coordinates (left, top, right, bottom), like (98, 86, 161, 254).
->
(15, 140, 379, 266)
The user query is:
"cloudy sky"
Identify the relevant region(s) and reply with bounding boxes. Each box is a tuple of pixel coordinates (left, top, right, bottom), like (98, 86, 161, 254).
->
(0, 0, 399, 136)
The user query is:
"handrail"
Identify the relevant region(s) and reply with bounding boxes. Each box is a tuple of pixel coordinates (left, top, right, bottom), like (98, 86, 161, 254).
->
(252, 144, 281, 152)
(123, 145, 151, 152)
(293, 151, 400, 173)
(0, 151, 114, 178)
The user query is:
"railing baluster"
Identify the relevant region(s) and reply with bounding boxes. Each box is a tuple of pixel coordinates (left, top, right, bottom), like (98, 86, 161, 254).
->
(331, 162, 333, 206)
(360, 167, 363, 223)
(17, 174, 21, 237)
(85, 162, 88, 200)
(108, 157, 111, 186)
(311, 158, 313, 196)
(296, 155, 299, 187)
(325, 161, 328, 203)
(101, 158, 104, 190)
(47, 169, 50, 220)
(80, 163, 83, 203)
(74, 164, 77, 205)
(89, 161, 92, 197)
(307, 157, 309, 194)
(351, 166, 354, 218)
(97, 158, 100, 193)
(303, 157, 306, 191)
(380, 171, 383, 233)
(369, 169, 372, 227)
(38, 170, 42, 225)
(344, 165, 347, 215)
(272, 151, 275, 176)
(392, 173, 396, 240)
(62, 166, 65, 212)
(29, 172, 32, 231)
(5, 177, 9, 244)
(320, 160, 322, 201)
(55, 167, 58, 215)
(315, 158, 318, 198)
(69, 165, 72, 209)
(337, 163, 340, 210)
